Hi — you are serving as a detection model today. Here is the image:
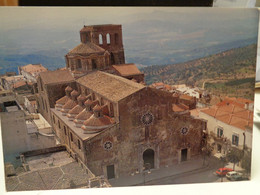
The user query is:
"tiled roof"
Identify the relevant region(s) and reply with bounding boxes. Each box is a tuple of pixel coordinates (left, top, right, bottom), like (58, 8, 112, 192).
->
(62, 100, 77, 110)
(172, 103, 189, 112)
(74, 109, 93, 121)
(180, 94, 194, 101)
(21, 64, 47, 75)
(67, 43, 105, 56)
(39, 69, 74, 85)
(13, 80, 27, 88)
(76, 71, 145, 102)
(112, 64, 143, 76)
(201, 98, 253, 130)
(56, 96, 70, 105)
(68, 105, 84, 115)
(83, 115, 114, 127)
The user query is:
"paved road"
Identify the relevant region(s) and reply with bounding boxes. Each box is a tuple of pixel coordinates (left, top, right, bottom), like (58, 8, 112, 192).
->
(142, 157, 228, 185)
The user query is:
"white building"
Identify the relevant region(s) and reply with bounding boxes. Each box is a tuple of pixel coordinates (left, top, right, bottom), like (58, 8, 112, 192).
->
(0, 91, 55, 165)
(199, 97, 253, 155)
(18, 64, 48, 83)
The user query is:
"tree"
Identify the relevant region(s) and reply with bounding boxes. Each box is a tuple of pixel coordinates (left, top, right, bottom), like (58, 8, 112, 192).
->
(202, 145, 213, 166)
(226, 148, 243, 170)
(241, 150, 252, 175)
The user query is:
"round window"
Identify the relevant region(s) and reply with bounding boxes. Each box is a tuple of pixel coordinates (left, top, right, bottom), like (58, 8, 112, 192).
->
(181, 127, 189, 135)
(141, 112, 154, 126)
(104, 141, 113, 150)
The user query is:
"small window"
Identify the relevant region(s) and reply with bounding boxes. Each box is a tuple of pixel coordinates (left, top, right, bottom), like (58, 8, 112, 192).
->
(100, 97, 104, 105)
(106, 33, 110, 44)
(77, 59, 82, 69)
(232, 134, 239, 146)
(99, 34, 103, 45)
(70, 132, 73, 142)
(53, 115, 55, 124)
(217, 127, 223, 137)
(78, 139, 81, 149)
(92, 59, 97, 69)
(58, 120, 61, 129)
(110, 103, 114, 117)
(64, 126, 67, 135)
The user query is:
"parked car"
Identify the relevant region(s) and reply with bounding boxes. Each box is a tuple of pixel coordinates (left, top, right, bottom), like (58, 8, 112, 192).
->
(216, 167, 233, 176)
(226, 171, 249, 181)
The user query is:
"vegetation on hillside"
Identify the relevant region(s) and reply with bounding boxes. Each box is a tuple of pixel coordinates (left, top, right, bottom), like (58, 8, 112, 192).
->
(142, 44, 257, 100)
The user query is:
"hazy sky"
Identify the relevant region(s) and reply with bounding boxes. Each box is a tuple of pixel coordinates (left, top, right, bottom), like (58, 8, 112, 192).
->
(0, 7, 258, 69)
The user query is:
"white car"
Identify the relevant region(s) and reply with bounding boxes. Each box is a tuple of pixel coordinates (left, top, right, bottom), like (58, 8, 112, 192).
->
(226, 171, 243, 181)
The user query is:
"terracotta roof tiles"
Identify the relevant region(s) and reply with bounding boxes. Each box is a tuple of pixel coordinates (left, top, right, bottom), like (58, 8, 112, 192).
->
(112, 64, 143, 76)
(39, 69, 74, 85)
(76, 71, 145, 102)
(67, 43, 105, 56)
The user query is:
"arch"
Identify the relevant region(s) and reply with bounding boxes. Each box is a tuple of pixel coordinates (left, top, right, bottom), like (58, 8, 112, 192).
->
(143, 148, 155, 169)
(92, 59, 97, 69)
(99, 34, 103, 45)
(106, 33, 111, 44)
(77, 59, 82, 69)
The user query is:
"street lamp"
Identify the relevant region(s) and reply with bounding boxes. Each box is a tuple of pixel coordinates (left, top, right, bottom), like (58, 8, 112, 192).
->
(143, 163, 151, 185)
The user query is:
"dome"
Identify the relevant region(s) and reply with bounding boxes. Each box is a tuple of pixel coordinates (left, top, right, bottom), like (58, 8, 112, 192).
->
(93, 104, 102, 112)
(73, 109, 93, 127)
(81, 115, 114, 134)
(55, 96, 70, 110)
(77, 94, 87, 102)
(61, 99, 77, 115)
(84, 99, 93, 105)
(71, 90, 79, 97)
(65, 86, 73, 92)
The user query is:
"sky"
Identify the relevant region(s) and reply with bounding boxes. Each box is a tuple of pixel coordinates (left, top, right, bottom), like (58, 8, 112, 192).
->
(0, 7, 258, 69)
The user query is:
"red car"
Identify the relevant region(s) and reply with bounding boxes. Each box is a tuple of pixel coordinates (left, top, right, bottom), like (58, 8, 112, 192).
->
(216, 168, 233, 176)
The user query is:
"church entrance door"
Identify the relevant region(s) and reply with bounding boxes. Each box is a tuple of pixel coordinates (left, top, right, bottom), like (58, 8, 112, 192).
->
(143, 149, 155, 169)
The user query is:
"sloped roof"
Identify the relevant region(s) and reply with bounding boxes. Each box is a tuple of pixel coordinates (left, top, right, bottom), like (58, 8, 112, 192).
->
(201, 99, 253, 130)
(67, 42, 105, 56)
(76, 71, 145, 102)
(21, 64, 47, 75)
(39, 69, 74, 85)
(112, 64, 143, 76)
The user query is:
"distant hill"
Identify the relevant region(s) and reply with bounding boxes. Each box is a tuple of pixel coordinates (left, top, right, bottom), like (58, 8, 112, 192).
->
(0, 49, 68, 74)
(142, 44, 257, 100)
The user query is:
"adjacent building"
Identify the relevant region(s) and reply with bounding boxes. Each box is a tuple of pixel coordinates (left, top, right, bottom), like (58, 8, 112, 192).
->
(18, 64, 48, 83)
(199, 97, 253, 155)
(0, 90, 55, 165)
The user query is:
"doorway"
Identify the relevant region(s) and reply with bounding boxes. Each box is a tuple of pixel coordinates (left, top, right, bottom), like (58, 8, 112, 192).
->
(181, 148, 188, 162)
(143, 149, 155, 169)
(106, 165, 115, 179)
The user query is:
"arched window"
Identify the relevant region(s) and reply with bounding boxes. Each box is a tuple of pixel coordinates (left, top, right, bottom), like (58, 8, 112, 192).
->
(64, 126, 67, 135)
(99, 34, 103, 45)
(78, 140, 81, 149)
(115, 33, 119, 44)
(77, 59, 82, 69)
(106, 33, 111, 44)
(100, 97, 104, 105)
(92, 59, 97, 69)
(110, 103, 114, 117)
(70, 132, 73, 142)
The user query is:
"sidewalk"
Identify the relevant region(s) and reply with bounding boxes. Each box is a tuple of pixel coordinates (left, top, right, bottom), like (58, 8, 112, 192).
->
(109, 156, 216, 187)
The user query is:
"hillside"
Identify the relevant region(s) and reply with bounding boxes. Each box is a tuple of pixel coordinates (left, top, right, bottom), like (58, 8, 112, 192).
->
(142, 44, 257, 100)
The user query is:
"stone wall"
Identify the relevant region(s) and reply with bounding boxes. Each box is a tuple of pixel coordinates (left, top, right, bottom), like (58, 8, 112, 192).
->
(83, 87, 205, 178)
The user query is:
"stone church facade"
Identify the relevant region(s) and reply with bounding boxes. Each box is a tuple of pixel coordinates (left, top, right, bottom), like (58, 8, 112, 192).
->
(51, 71, 206, 179)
